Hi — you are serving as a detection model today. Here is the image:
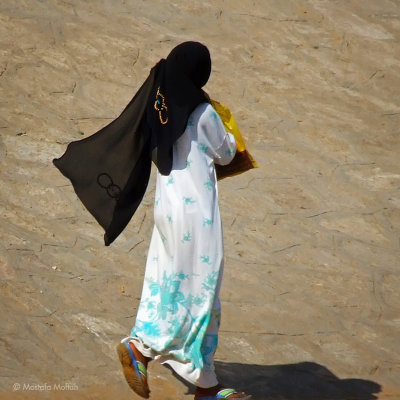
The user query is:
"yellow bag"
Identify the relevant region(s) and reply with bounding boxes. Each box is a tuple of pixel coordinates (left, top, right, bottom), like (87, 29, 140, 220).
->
(211, 100, 258, 180)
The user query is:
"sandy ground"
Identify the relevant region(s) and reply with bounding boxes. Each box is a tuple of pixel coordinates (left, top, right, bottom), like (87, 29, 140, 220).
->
(1, 0, 399, 399)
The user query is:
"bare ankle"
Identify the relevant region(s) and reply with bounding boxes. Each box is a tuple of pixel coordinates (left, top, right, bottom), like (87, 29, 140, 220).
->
(195, 384, 222, 396)
(128, 342, 150, 367)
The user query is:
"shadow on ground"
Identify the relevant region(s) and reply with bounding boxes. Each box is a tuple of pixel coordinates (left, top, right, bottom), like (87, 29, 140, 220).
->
(171, 361, 381, 400)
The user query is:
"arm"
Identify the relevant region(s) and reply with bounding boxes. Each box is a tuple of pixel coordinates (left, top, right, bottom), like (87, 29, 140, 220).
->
(197, 104, 237, 165)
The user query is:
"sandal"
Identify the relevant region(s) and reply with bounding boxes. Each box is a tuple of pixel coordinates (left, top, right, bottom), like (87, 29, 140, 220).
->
(194, 388, 252, 400)
(116, 341, 150, 398)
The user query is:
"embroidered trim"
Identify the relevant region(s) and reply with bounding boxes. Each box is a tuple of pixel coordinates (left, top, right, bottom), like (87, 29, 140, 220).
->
(154, 87, 168, 124)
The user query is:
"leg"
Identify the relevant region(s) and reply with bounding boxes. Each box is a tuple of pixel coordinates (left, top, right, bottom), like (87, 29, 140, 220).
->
(116, 338, 152, 399)
(194, 283, 251, 399)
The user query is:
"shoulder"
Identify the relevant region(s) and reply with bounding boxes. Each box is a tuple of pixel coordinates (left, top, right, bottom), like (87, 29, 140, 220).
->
(192, 103, 221, 128)
(190, 102, 215, 119)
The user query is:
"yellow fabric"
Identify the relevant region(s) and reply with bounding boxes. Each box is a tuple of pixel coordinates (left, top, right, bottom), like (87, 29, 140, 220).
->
(210, 100, 258, 179)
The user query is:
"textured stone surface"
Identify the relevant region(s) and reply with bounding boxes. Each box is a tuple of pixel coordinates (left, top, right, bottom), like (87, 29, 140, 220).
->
(0, 0, 399, 399)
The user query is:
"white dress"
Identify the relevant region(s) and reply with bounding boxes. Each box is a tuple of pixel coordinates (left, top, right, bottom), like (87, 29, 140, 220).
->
(126, 102, 236, 388)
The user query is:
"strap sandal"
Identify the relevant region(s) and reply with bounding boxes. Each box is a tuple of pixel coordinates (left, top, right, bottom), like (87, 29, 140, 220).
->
(116, 341, 150, 398)
(194, 388, 252, 400)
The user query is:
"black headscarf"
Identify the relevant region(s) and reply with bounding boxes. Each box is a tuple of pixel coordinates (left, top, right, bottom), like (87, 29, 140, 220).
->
(53, 41, 211, 245)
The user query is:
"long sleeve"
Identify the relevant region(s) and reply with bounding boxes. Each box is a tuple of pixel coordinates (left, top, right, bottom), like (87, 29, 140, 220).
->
(197, 104, 237, 166)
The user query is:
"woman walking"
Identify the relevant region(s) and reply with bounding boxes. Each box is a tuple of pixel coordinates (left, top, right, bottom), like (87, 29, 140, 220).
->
(118, 42, 250, 400)
(54, 41, 250, 400)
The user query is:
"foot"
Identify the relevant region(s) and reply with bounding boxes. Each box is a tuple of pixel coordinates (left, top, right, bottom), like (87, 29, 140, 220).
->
(127, 341, 151, 391)
(116, 340, 152, 399)
(195, 384, 248, 399)
(128, 341, 151, 369)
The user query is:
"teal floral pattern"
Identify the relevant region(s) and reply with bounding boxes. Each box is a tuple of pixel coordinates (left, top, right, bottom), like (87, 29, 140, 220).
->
(183, 196, 196, 205)
(131, 103, 236, 387)
(204, 179, 213, 191)
(226, 148, 236, 157)
(200, 255, 212, 265)
(181, 231, 192, 243)
(198, 143, 208, 153)
(203, 218, 213, 227)
(201, 334, 219, 371)
(133, 271, 220, 369)
(202, 271, 219, 292)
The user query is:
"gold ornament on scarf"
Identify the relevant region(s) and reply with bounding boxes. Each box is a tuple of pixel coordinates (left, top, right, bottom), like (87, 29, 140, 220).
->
(154, 87, 168, 124)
